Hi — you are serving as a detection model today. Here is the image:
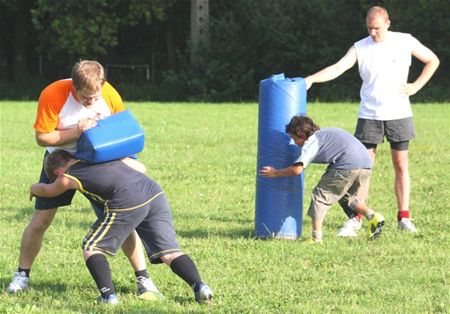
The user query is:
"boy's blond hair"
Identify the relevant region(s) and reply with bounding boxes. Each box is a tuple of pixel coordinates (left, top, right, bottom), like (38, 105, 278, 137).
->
(71, 60, 106, 93)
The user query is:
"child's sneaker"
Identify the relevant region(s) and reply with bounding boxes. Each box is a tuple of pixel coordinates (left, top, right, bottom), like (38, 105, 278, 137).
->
(6, 271, 29, 293)
(367, 213, 385, 240)
(98, 293, 119, 305)
(194, 283, 213, 303)
(398, 218, 417, 232)
(136, 276, 165, 301)
(337, 216, 361, 237)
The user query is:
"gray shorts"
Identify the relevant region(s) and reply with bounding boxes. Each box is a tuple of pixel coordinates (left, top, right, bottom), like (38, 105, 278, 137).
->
(307, 168, 371, 222)
(82, 192, 180, 264)
(354, 117, 416, 145)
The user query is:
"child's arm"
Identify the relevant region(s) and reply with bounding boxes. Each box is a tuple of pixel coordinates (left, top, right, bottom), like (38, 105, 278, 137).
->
(30, 175, 78, 200)
(121, 157, 147, 174)
(259, 163, 304, 177)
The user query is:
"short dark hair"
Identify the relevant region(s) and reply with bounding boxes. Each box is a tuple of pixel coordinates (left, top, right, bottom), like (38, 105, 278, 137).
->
(44, 149, 74, 182)
(285, 115, 320, 138)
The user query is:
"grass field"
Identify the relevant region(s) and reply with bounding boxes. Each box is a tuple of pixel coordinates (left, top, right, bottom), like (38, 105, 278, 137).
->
(0, 101, 449, 313)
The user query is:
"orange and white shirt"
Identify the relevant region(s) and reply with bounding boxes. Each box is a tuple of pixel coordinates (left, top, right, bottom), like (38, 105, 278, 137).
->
(34, 79, 124, 153)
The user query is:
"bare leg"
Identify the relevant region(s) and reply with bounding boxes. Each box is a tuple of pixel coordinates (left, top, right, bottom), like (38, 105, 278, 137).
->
(352, 203, 374, 217)
(341, 147, 376, 220)
(391, 149, 410, 212)
(121, 231, 147, 271)
(83, 250, 100, 261)
(311, 218, 324, 242)
(367, 147, 377, 164)
(19, 208, 57, 269)
(360, 147, 377, 213)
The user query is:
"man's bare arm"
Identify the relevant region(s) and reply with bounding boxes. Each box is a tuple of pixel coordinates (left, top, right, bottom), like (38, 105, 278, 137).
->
(35, 118, 97, 147)
(402, 40, 440, 96)
(305, 46, 357, 90)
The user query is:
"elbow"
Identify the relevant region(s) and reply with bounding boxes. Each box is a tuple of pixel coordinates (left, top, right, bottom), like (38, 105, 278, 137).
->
(292, 165, 303, 176)
(435, 56, 440, 68)
(35, 134, 47, 147)
(429, 54, 440, 70)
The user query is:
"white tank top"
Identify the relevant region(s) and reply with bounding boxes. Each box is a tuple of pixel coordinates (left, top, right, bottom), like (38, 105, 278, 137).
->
(354, 31, 417, 120)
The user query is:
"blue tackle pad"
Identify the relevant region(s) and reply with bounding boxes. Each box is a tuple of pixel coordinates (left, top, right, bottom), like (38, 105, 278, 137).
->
(75, 110, 145, 163)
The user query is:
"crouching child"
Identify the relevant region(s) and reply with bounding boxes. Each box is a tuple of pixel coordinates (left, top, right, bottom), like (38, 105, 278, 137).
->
(259, 115, 384, 242)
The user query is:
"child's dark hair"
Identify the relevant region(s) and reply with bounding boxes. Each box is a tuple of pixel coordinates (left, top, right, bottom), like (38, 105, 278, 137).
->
(44, 149, 74, 182)
(285, 115, 320, 137)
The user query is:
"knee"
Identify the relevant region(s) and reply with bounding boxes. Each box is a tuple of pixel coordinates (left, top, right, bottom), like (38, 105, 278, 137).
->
(160, 252, 184, 266)
(391, 151, 409, 174)
(393, 160, 409, 175)
(28, 210, 56, 233)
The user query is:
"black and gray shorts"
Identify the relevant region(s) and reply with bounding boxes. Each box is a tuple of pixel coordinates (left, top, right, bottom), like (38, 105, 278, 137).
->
(354, 117, 415, 150)
(82, 191, 180, 264)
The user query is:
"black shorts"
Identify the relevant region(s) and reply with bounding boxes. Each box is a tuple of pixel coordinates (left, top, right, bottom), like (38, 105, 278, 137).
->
(354, 117, 416, 149)
(82, 191, 180, 264)
(35, 151, 76, 210)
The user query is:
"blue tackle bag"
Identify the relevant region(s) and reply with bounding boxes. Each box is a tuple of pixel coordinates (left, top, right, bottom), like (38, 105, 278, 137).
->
(75, 110, 145, 163)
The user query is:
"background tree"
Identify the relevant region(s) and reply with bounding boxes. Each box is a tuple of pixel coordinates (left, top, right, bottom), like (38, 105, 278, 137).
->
(0, 0, 36, 82)
(31, 0, 174, 77)
(0, 0, 448, 101)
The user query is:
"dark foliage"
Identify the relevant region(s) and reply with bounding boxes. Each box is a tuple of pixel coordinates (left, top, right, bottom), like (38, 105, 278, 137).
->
(0, 0, 448, 101)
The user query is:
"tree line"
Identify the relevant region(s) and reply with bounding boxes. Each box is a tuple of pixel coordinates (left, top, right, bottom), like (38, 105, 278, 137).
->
(1, 0, 448, 102)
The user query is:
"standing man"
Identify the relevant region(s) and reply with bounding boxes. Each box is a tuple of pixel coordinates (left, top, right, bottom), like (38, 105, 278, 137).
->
(305, 6, 439, 236)
(7, 60, 162, 301)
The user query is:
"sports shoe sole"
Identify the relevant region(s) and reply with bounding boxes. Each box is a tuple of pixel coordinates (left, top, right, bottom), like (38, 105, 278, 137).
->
(138, 291, 165, 301)
(369, 220, 385, 240)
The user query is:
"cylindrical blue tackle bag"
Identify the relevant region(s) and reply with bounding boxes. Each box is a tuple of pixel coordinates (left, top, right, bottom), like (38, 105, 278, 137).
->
(255, 73, 307, 239)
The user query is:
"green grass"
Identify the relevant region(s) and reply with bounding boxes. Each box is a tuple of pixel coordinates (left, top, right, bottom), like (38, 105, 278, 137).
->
(0, 101, 449, 313)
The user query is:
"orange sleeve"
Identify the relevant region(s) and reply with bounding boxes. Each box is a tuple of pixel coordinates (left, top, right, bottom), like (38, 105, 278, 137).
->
(34, 80, 72, 133)
(102, 81, 125, 113)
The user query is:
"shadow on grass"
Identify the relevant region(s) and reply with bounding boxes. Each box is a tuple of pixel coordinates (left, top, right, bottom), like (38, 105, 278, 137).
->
(175, 212, 252, 224)
(6, 206, 103, 231)
(6, 205, 257, 240)
(0, 276, 68, 294)
(26, 280, 68, 293)
(174, 213, 255, 239)
(176, 227, 255, 239)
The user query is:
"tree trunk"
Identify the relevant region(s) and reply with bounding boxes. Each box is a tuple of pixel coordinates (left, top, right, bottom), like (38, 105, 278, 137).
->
(190, 0, 209, 53)
(11, 7, 29, 81)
